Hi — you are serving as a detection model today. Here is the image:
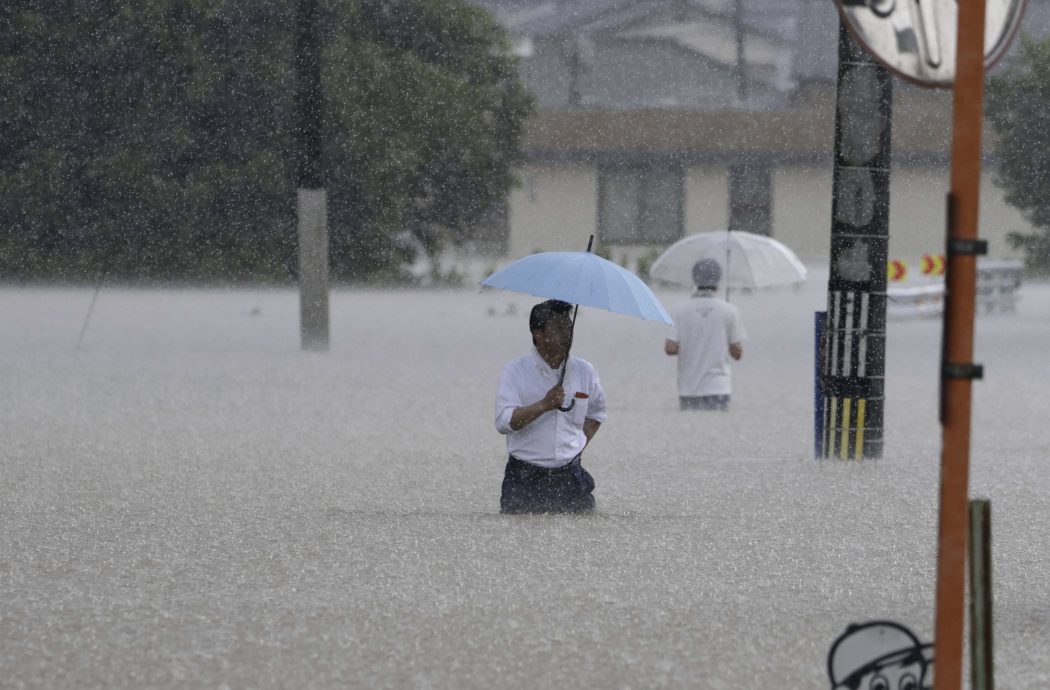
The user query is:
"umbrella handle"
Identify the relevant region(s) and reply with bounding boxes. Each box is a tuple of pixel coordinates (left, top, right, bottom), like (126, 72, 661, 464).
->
(557, 399, 576, 413)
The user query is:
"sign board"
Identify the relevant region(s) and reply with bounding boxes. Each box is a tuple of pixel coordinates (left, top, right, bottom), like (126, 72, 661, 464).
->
(827, 620, 934, 690)
(921, 253, 947, 276)
(834, 0, 1028, 87)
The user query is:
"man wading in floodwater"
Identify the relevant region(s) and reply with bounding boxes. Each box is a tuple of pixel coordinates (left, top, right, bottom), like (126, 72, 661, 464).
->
(494, 299, 607, 514)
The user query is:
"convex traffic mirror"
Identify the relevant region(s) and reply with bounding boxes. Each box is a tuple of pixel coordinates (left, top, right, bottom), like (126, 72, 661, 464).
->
(834, 0, 1028, 87)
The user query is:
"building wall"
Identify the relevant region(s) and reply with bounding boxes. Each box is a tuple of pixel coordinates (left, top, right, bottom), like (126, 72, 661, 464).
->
(771, 166, 831, 261)
(508, 165, 598, 257)
(504, 162, 1026, 272)
(900, 167, 1028, 262)
(684, 166, 729, 234)
(772, 164, 1026, 264)
(888, 166, 952, 262)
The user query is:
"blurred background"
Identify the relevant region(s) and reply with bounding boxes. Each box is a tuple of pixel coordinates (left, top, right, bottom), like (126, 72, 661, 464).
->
(6, 0, 1050, 288)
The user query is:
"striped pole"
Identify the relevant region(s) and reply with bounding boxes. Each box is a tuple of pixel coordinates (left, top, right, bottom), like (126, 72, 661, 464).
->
(820, 20, 892, 460)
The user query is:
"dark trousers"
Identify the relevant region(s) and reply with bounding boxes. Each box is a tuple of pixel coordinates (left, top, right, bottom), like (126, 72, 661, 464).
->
(500, 455, 596, 514)
(680, 395, 730, 411)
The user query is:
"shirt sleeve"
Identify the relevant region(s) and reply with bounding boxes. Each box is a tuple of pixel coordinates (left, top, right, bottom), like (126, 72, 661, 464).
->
(585, 367, 608, 423)
(728, 305, 746, 344)
(494, 364, 520, 435)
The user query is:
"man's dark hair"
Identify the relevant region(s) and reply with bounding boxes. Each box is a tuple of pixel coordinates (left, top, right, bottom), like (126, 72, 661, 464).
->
(692, 258, 722, 289)
(529, 299, 573, 332)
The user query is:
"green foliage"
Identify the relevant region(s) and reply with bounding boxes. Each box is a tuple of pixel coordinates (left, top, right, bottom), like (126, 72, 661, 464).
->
(0, 0, 532, 283)
(636, 247, 660, 282)
(987, 35, 1050, 274)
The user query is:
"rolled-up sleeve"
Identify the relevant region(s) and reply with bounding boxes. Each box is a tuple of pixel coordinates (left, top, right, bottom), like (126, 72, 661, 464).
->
(494, 365, 519, 434)
(585, 370, 608, 423)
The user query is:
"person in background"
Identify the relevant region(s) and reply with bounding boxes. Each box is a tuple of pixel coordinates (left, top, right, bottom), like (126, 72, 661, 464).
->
(664, 259, 745, 411)
(495, 299, 607, 513)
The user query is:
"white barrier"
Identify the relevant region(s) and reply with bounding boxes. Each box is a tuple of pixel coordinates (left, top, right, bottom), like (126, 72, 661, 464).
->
(976, 259, 1023, 313)
(886, 259, 1023, 320)
(887, 283, 945, 320)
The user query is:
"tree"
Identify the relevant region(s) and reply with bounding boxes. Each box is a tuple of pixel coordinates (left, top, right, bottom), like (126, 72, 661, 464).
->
(987, 35, 1050, 275)
(0, 0, 532, 283)
(322, 0, 533, 280)
(1, 1, 299, 281)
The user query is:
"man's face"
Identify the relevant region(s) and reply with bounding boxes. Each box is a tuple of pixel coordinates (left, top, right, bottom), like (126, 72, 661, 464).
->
(534, 313, 573, 357)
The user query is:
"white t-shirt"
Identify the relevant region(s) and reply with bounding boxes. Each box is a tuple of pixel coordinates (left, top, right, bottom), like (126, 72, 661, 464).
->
(495, 348, 608, 468)
(670, 293, 746, 397)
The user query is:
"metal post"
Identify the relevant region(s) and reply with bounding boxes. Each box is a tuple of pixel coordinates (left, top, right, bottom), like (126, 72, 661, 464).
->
(969, 499, 994, 690)
(820, 20, 892, 459)
(934, 1, 987, 687)
(296, 0, 329, 351)
(815, 311, 826, 458)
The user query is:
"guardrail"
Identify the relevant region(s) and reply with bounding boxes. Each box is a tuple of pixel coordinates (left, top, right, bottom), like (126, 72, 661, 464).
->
(886, 259, 1023, 320)
(887, 283, 945, 320)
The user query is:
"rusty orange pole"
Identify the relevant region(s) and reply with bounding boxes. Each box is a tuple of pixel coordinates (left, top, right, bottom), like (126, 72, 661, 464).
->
(935, 0, 987, 688)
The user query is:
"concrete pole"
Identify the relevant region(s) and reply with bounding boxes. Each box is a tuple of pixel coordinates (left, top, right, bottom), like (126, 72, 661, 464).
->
(297, 189, 329, 350)
(935, 0, 987, 687)
(820, 20, 892, 459)
(296, 0, 329, 351)
(733, 0, 748, 102)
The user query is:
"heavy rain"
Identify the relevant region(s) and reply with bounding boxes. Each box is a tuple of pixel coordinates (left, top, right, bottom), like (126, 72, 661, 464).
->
(2, 1, 1049, 689)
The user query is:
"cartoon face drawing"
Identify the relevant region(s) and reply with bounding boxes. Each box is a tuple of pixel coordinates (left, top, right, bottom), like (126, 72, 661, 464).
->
(828, 621, 934, 690)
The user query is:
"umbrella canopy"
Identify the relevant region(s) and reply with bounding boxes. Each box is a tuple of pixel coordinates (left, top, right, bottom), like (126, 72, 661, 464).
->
(650, 231, 807, 290)
(480, 251, 673, 326)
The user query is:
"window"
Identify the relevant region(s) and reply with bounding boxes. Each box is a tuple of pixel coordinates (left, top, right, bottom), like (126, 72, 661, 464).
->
(598, 166, 683, 245)
(728, 163, 772, 235)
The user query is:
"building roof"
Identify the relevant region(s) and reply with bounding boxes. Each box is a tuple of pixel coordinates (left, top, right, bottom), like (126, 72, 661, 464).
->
(469, 0, 1048, 157)
(521, 86, 987, 160)
(472, 0, 1050, 86)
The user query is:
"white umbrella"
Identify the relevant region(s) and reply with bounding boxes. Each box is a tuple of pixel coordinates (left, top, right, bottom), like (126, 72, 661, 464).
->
(649, 231, 807, 294)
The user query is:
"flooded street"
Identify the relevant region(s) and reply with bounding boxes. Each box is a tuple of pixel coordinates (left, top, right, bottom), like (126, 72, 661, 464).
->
(2, 275, 1048, 688)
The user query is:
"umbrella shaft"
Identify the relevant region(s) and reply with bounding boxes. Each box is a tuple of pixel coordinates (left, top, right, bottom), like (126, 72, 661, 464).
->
(558, 303, 580, 387)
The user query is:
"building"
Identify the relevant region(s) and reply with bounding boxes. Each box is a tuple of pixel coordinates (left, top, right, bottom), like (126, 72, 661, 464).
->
(461, 0, 1048, 273)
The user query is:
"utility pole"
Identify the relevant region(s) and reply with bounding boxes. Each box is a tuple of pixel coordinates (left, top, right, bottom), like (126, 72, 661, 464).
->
(296, 0, 329, 351)
(819, 20, 892, 459)
(733, 0, 748, 102)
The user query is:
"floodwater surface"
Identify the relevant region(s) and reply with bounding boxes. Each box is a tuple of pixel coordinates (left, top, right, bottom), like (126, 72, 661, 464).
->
(2, 274, 1048, 688)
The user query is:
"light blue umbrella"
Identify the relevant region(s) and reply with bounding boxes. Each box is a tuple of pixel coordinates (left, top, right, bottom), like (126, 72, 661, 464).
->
(480, 237, 673, 410)
(480, 249, 673, 326)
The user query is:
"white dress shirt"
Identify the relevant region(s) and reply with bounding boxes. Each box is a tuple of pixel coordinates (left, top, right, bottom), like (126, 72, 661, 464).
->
(495, 348, 607, 468)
